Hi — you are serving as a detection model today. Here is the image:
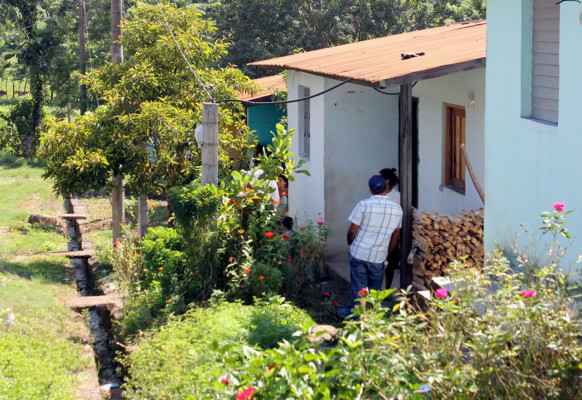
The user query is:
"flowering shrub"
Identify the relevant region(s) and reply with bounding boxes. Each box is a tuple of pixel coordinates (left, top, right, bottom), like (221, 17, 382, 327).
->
(212, 206, 581, 399)
(100, 229, 143, 293)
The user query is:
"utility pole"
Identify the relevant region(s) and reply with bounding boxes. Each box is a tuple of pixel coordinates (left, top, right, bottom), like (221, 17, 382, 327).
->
(79, 0, 87, 115)
(111, 0, 124, 241)
(201, 103, 218, 187)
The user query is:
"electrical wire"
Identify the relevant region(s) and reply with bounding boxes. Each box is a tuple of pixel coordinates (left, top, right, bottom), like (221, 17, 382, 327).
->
(373, 81, 418, 96)
(154, 0, 215, 102)
(217, 77, 354, 107)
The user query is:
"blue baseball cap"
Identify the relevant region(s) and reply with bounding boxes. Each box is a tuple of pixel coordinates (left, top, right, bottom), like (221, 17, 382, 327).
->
(368, 175, 386, 194)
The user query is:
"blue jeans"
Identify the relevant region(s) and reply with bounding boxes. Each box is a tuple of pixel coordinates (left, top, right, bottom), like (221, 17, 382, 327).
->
(338, 254, 385, 319)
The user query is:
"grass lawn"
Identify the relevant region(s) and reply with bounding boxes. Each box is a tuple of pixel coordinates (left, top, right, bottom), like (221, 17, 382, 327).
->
(0, 154, 97, 399)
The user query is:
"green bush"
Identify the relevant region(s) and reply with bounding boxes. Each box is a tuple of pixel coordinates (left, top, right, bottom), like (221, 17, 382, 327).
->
(0, 95, 46, 156)
(222, 206, 582, 399)
(120, 298, 314, 400)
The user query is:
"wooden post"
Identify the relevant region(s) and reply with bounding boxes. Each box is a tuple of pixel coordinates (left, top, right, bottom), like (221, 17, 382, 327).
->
(138, 196, 148, 236)
(201, 103, 218, 187)
(111, 0, 124, 241)
(399, 83, 413, 290)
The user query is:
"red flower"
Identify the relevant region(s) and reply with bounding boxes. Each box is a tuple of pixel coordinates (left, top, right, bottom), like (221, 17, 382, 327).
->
(230, 199, 237, 204)
(244, 268, 251, 274)
(287, 258, 293, 262)
(237, 386, 255, 400)
(282, 234, 290, 240)
(246, 211, 253, 215)
(236, 205, 242, 210)
(221, 377, 229, 384)
(265, 231, 274, 238)
(273, 200, 280, 205)
(358, 287, 369, 297)
(317, 221, 324, 226)
(252, 198, 260, 202)
(324, 292, 330, 297)
(300, 250, 306, 255)
(300, 227, 306, 230)
(229, 257, 235, 261)
(553, 202, 565, 212)
(332, 301, 338, 306)
(268, 365, 275, 371)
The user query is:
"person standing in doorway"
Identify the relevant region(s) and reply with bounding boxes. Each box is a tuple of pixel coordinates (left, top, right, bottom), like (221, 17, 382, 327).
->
(379, 168, 400, 205)
(379, 167, 400, 288)
(338, 175, 403, 319)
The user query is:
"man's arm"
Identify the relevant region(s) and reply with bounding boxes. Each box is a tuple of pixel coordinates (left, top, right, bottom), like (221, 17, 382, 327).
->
(387, 228, 401, 257)
(347, 223, 360, 245)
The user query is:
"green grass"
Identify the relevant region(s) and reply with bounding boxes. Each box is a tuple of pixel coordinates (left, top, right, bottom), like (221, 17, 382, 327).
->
(0, 154, 61, 227)
(0, 256, 92, 399)
(0, 154, 96, 399)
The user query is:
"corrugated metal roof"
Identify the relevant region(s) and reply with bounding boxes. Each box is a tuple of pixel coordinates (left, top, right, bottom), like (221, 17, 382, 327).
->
(249, 21, 486, 87)
(239, 74, 287, 101)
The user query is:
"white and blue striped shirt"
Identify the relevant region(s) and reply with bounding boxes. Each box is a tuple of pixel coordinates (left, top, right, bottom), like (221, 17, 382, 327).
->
(349, 195, 403, 263)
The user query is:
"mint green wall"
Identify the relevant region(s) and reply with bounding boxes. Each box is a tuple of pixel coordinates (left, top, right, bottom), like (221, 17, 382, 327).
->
(247, 105, 286, 146)
(485, 0, 582, 278)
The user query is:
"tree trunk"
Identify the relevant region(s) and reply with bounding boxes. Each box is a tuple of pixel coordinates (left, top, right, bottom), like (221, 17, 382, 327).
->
(111, 0, 125, 241)
(22, 75, 43, 159)
(79, 0, 87, 115)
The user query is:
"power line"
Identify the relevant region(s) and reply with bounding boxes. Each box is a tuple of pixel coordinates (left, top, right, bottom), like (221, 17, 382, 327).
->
(154, 0, 215, 102)
(373, 81, 418, 96)
(217, 77, 352, 107)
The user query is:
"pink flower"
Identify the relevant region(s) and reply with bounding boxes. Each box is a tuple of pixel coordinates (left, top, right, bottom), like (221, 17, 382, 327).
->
(435, 288, 448, 299)
(520, 289, 535, 298)
(300, 227, 306, 230)
(317, 221, 324, 226)
(112, 248, 117, 252)
(553, 202, 565, 212)
(237, 386, 255, 400)
(265, 231, 274, 238)
(323, 292, 330, 297)
(287, 258, 293, 262)
(332, 300, 338, 305)
(358, 287, 369, 297)
(300, 250, 306, 255)
(113, 241, 118, 247)
(220, 377, 229, 384)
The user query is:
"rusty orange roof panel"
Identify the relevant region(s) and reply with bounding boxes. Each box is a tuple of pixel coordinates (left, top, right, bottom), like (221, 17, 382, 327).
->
(249, 21, 486, 86)
(238, 74, 287, 101)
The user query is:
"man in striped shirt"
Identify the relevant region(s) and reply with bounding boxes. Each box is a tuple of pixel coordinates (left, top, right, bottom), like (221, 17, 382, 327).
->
(338, 175, 403, 319)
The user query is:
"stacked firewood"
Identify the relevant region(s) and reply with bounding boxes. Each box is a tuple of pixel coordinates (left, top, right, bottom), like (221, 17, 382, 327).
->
(409, 208, 484, 290)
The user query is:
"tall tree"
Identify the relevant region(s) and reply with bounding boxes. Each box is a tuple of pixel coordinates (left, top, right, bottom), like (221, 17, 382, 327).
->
(1, 0, 70, 158)
(41, 2, 256, 200)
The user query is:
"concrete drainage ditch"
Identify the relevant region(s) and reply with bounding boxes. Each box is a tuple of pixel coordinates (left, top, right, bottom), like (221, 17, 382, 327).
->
(62, 198, 123, 399)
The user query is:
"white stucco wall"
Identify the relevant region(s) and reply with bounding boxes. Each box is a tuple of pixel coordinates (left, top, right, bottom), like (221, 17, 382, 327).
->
(287, 69, 487, 260)
(414, 68, 486, 214)
(323, 80, 400, 258)
(485, 0, 582, 275)
(286, 71, 327, 225)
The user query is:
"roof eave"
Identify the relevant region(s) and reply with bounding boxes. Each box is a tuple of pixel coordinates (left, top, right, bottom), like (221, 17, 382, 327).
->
(251, 57, 486, 88)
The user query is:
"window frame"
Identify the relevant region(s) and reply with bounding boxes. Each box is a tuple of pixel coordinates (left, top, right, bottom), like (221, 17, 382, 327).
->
(444, 103, 466, 194)
(298, 85, 310, 160)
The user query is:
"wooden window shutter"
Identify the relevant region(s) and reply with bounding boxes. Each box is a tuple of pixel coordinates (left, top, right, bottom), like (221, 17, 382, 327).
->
(445, 104, 466, 192)
(532, 0, 559, 123)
